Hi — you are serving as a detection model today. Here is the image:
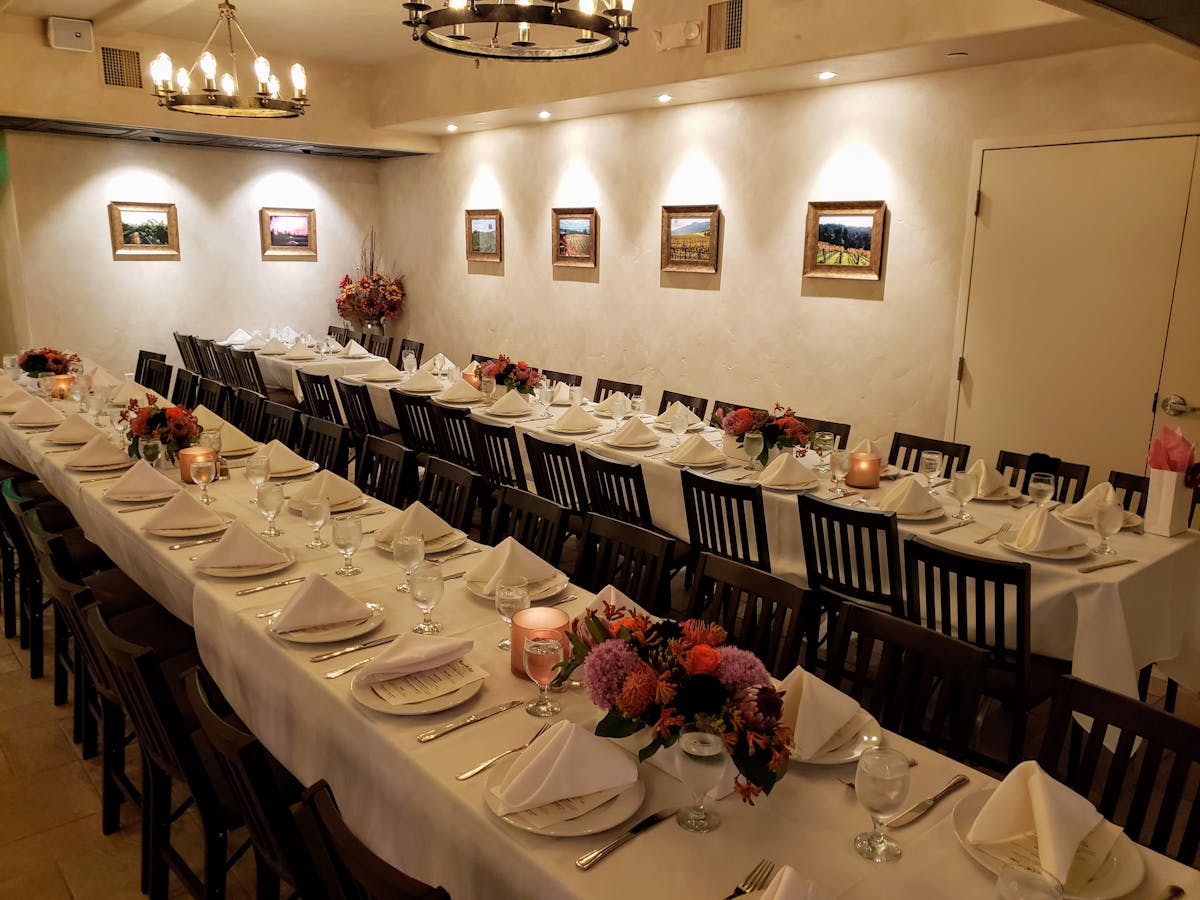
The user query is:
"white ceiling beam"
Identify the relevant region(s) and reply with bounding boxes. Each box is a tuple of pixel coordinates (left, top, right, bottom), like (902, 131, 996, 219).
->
(94, 0, 194, 34)
(1039, 0, 1200, 60)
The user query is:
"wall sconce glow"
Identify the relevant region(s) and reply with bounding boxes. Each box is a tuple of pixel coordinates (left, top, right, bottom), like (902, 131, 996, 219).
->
(538, 110, 552, 120)
(555, 158, 601, 207)
(665, 148, 722, 205)
(814, 141, 892, 199)
(468, 165, 503, 208)
(817, 71, 838, 81)
(446, 123, 459, 132)
(657, 93, 672, 103)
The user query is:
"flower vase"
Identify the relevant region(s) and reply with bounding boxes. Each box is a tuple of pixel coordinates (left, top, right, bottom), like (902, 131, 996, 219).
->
(722, 433, 750, 462)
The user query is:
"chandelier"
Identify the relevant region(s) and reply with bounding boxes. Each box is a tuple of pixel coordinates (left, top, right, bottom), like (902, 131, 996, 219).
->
(148, 2, 308, 118)
(403, 0, 636, 61)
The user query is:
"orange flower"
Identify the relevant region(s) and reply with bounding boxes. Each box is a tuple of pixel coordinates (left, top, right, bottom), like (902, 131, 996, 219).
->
(653, 707, 684, 740)
(615, 662, 658, 718)
(682, 620, 727, 647)
(684, 644, 722, 675)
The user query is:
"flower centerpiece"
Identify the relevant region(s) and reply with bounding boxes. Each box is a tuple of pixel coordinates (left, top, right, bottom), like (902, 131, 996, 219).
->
(118, 394, 202, 463)
(336, 231, 406, 332)
(18, 347, 80, 376)
(556, 598, 792, 803)
(718, 404, 811, 467)
(474, 354, 543, 395)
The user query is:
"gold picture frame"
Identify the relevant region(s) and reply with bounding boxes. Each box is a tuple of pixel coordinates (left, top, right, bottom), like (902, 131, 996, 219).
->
(107, 201, 179, 261)
(661, 205, 720, 273)
(259, 207, 317, 261)
(802, 201, 887, 280)
(465, 209, 503, 262)
(551, 207, 598, 269)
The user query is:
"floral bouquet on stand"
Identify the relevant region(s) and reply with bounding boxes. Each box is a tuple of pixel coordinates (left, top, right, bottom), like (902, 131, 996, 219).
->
(335, 231, 406, 328)
(474, 354, 543, 395)
(718, 404, 811, 467)
(118, 394, 202, 463)
(18, 347, 80, 376)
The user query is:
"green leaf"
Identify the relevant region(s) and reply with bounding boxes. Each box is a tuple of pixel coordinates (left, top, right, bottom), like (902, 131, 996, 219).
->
(585, 617, 610, 645)
(637, 736, 664, 762)
(593, 708, 642, 739)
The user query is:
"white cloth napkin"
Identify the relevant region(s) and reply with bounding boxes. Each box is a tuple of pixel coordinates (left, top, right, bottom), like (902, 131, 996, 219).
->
(241, 335, 266, 351)
(107, 459, 181, 501)
(588, 585, 654, 619)
(220, 328, 252, 346)
(263, 439, 313, 475)
(88, 366, 122, 393)
(489, 389, 532, 416)
(363, 360, 403, 381)
(143, 490, 226, 531)
(554, 404, 599, 432)
(761, 867, 832, 900)
(966, 761, 1121, 885)
(655, 400, 701, 428)
(47, 413, 103, 444)
(11, 397, 65, 426)
(260, 337, 288, 355)
(490, 720, 638, 816)
(665, 433, 725, 466)
(851, 437, 884, 457)
(68, 434, 133, 469)
(779, 666, 862, 760)
(594, 391, 628, 415)
(213, 420, 256, 454)
(291, 470, 361, 509)
(284, 344, 316, 361)
(420, 352, 456, 373)
(403, 369, 443, 393)
(109, 379, 158, 407)
(194, 520, 290, 569)
(758, 452, 819, 488)
(192, 405, 225, 434)
(1014, 508, 1087, 553)
(0, 374, 20, 395)
(438, 380, 483, 403)
(467, 536, 562, 595)
(338, 340, 370, 359)
(607, 416, 659, 447)
(375, 501, 454, 544)
(273, 573, 369, 632)
(357, 634, 474, 685)
(1062, 482, 1118, 522)
(876, 476, 941, 515)
(0, 389, 28, 413)
(278, 326, 299, 343)
(968, 459, 1010, 498)
(549, 382, 571, 404)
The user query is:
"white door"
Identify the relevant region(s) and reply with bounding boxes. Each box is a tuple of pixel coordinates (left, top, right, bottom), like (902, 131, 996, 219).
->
(954, 136, 1199, 484)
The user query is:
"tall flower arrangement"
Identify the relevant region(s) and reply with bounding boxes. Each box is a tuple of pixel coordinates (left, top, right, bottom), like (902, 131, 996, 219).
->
(474, 354, 543, 395)
(336, 231, 406, 325)
(119, 394, 202, 463)
(18, 347, 80, 376)
(718, 404, 811, 466)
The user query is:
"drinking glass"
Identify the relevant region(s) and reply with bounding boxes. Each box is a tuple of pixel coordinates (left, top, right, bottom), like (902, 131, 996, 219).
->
(301, 497, 330, 549)
(812, 431, 835, 473)
(670, 409, 689, 447)
(199, 432, 223, 479)
(392, 533, 425, 592)
(332, 516, 363, 576)
(609, 393, 630, 423)
(1, 353, 17, 380)
(244, 454, 270, 503)
(1092, 500, 1124, 555)
(853, 747, 910, 862)
(69, 381, 85, 412)
(742, 431, 764, 471)
(630, 394, 645, 417)
(257, 483, 285, 536)
(37, 373, 55, 399)
(87, 391, 107, 424)
(191, 459, 216, 506)
(537, 381, 554, 414)
(523, 633, 564, 716)
(949, 471, 979, 520)
(919, 450, 943, 494)
(568, 385, 583, 405)
(140, 438, 162, 468)
(1028, 473, 1055, 508)
(495, 576, 530, 650)
(402, 351, 418, 374)
(674, 724, 727, 833)
(996, 864, 1063, 900)
(481, 376, 497, 403)
(408, 562, 444, 634)
(830, 450, 851, 496)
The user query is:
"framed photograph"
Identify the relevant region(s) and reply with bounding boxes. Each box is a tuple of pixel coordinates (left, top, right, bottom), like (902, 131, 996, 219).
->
(802, 201, 887, 280)
(107, 201, 179, 261)
(259, 207, 317, 261)
(551, 207, 598, 269)
(661, 205, 720, 273)
(465, 209, 503, 262)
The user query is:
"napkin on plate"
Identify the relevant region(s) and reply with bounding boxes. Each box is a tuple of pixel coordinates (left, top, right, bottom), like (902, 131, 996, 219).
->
(758, 452, 820, 488)
(11, 396, 65, 426)
(259, 337, 288, 355)
(779, 665, 862, 760)
(0, 389, 28, 413)
(594, 391, 628, 415)
(143, 490, 227, 532)
(490, 720, 638, 816)
(106, 459, 181, 501)
(0, 375, 20, 395)
(283, 343, 316, 361)
(192, 405, 226, 434)
(338, 340, 370, 359)
(109, 379, 157, 407)
(272, 573, 370, 632)
(607, 416, 659, 448)
(966, 760, 1122, 885)
(403, 369, 443, 393)
(1061, 482, 1117, 522)
(88, 366, 122, 393)
(851, 437, 884, 457)
(68, 434, 133, 469)
(587, 584, 654, 619)
(876, 476, 942, 515)
(760, 867, 832, 900)
(968, 459, 1011, 498)
(240, 335, 266, 351)
(262, 439, 313, 475)
(356, 634, 474, 685)
(488, 389, 532, 416)
(47, 413, 103, 444)
(467, 536, 562, 595)
(420, 352, 456, 373)
(554, 404, 599, 433)
(212, 420, 257, 454)
(549, 382, 571, 404)
(1013, 508, 1086, 553)
(665, 433, 725, 466)
(438, 380, 483, 403)
(194, 520, 290, 570)
(375, 501, 455, 544)
(363, 359, 404, 381)
(220, 328, 252, 346)
(655, 400, 701, 429)
(291, 470, 361, 509)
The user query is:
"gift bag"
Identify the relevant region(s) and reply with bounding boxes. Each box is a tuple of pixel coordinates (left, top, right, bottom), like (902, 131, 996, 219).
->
(1144, 468, 1192, 536)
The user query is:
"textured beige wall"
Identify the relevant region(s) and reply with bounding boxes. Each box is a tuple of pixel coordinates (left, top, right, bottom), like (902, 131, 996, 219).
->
(376, 43, 1200, 443)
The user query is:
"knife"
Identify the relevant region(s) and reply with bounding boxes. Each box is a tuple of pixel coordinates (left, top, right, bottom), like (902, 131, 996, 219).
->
(575, 809, 677, 869)
(929, 520, 971, 536)
(117, 503, 168, 514)
(887, 774, 969, 828)
(416, 699, 522, 743)
(236, 575, 308, 596)
(433, 547, 483, 562)
(1078, 557, 1136, 574)
(168, 537, 221, 551)
(310, 633, 398, 663)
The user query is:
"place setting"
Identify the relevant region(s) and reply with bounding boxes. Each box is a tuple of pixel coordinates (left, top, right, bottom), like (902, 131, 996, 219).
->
(260, 440, 321, 479)
(347, 633, 489, 716)
(9, 395, 67, 429)
(464, 537, 571, 607)
(373, 501, 468, 557)
(433, 378, 485, 406)
(263, 571, 386, 645)
(65, 433, 137, 473)
(41, 412, 104, 446)
(397, 368, 444, 395)
(142, 489, 237, 538)
(544, 403, 601, 436)
(191, 519, 296, 578)
(286, 469, 366, 514)
(600, 416, 661, 451)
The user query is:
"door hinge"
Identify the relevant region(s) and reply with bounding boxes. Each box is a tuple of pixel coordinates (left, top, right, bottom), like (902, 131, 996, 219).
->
(957, 356, 965, 381)
(974, 190, 982, 216)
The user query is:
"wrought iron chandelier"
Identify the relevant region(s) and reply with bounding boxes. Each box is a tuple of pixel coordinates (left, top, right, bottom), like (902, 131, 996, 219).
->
(149, 2, 308, 118)
(403, 0, 636, 61)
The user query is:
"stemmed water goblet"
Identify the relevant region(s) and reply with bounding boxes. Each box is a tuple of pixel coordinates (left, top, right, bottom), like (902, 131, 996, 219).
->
(919, 450, 943, 495)
(409, 562, 444, 634)
(537, 380, 554, 415)
(949, 471, 979, 521)
(1092, 499, 1124, 556)
(301, 497, 330, 549)
(830, 450, 851, 496)
(402, 351, 418, 374)
(670, 408, 689, 447)
(609, 393, 630, 424)
(332, 516, 363, 576)
(392, 533, 425, 592)
(86, 391, 106, 424)
(244, 454, 270, 503)
(191, 459, 216, 506)
(257, 483, 284, 536)
(675, 724, 727, 833)
(812, 431, 834, 473)
(742, 431, 764, 472)
(495, 576, 529, 650)
(852, 747, 910, 862)
(69, 381, 85, 413)
(1028, 472, 1055, 508)
(630, 394, 645, 418)
(523, 633, 564, 717)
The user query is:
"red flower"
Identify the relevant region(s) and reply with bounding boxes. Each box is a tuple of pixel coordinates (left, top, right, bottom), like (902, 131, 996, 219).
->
(615, 662, 658, 718)
(721, 408, 757, 437)
(684, 644, 722, 675)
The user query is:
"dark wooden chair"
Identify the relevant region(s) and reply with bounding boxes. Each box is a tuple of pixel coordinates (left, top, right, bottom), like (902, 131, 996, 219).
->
(230, 348, 299, 409)
(354, 436, 420, 508)
(492, 487, 570, 567)
(709, 400, 767, 429)
(173, 333, 200, 374)
(1108, 469, 1149, 516)
(193, 338, 222, 381)
(296, 370, 344, 425)
(335, 377, 402, 452)
(593, 377, 643, 403)
(171, 367, 198, 409)
(390, 391, 440, 461)
(259, 401, 302, 448)
(680, 468, 771, 576)
(211, 342, 241, 388)
(418, 457, 481, 536)
(658, 390, 708, 421)
(800, 416, 852, 450)
(523, 433, 588, 518)
(825, 603, 988, 761)
(142, 358, 173, 399)
(1, 478, 54, 678)
(574, 513, 675, 616)
(996, 450, 1090, 502)
(135, 349, 167, 386)
(195, 378, 232, 419)
(469, 418, 528, 491)
(580, 450, 655, 528)
(541, 368, 582, 387)
(889, 432, 971, 477)
(690, 553, 814, 678)
(399, 338, 425, 367)
(469, 353, 493, 365)
(328, 325, 350, 345)
(1039, 675, 1200, 866)
(232, 388, 265, 441)
(364, 332, 394, 362)
(299, 416, 351, 477)
(295, 780, 450, 900)
(429, 403, 481, 472)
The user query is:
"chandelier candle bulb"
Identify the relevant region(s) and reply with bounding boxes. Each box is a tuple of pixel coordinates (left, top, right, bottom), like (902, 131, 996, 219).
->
(267, 74, 280, 98)
(150, 52, 173, 89)
(845, 452, 881, 489)
(176, 68, 191, 92)
(290, 63, 307, 99)
(200, 50, 217, 85)
(253, 55, 271, 89)
(510, 606, 568, 677)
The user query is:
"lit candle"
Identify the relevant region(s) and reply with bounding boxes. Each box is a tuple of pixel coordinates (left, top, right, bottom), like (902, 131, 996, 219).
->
(510, 605, 568, 677)
(51, 373, 75, 400)
(845, 452, 881, 489)
(177, 446, 217, 484)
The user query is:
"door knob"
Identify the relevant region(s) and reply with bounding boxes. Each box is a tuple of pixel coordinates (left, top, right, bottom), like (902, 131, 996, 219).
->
(1160, 393, 1200, 416)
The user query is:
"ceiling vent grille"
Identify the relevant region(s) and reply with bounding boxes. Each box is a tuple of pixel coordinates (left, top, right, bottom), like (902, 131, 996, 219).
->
(101, 47, 142, 89)
(707, 0, 743, 52)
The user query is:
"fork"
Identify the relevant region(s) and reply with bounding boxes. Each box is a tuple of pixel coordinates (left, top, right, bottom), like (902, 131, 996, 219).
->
(455, 723, 551, 780)
(975, 522, 1013, 545)
(724, 859, 775, 898)
(323, 657, 372, 679)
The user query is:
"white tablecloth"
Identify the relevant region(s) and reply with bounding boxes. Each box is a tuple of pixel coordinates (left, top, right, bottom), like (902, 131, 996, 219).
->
(254, 351, 386, 402)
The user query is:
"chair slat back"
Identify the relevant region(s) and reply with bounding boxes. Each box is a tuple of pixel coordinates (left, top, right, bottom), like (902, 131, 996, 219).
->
(796, 494, 903, 615)
(996, 449, 1090, 502)
(260, 401, 302, 448)
(418, 457, 480, 534)
(469, 419, 527, 490)
(523, 433, 588, 515)
(233, 388, 265, 440)
(492, 487, 569, 566)
(171, 368, 199, 408)
(574, 513, 674, 615)
(541, 368, 582, 387)
(135, 349, 166, 386)
(335, 378, 385, 450)
(364, 333, 394, 362)
(889, 432, 971, 476)
(681, 469, 771, 571)
(355, 435, 419, 508)
(193, 338, 221, 381)
(399, 338, 425, 367)
(580, 451, 654, 528)
(299, 416, 351, 477)
(389, 391, 440, 457)
(429, 404, 479, 472)
(328, 325, 351, 345)
(658, 390, 708, 421)
(800, 415, 852, 450)
(173, 333, 199, 373)
(211, 343, 241, 387)
(593, 377, 643, 403)
(297, 370, 343, 425)
(1108, 470, 1149, 516)
(196, 378, 234, 420)
(230, 348, 270, 395)
(142, 358, 173, 398)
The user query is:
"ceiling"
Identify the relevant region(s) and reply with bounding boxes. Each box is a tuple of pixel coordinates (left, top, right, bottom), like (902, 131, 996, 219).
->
(1094, 0, 1200, 44)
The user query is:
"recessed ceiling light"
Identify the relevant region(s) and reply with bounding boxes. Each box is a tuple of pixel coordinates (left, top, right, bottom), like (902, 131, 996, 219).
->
(446, 123, 458, 132)
(538, 110, 552, 120)
(817, 71, 838, 81)
(657, 93, 672, 103)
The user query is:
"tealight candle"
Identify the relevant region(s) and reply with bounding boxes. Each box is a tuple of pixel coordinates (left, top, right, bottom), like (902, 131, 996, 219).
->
(845, 451, 881, 489)
(52, 373, 75, 400)
(510, 605, 569, 677)
(177, 446, 218, 484)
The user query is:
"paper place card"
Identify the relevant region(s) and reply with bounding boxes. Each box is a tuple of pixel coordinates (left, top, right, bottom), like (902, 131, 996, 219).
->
(978, 825, 1114, 886)
(370, 658, 487, 706)
(502, 785, 625, 830)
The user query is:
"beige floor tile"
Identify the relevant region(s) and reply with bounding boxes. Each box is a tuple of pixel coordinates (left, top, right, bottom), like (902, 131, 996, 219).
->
(0, 761, 99, 845)
(0, 813, 119, 883)
(0, 864, 73, 898)
(0, 718, 79, 777)
(0, 654, 21, 675)
(0, 669, 61, 714)
(56, 840, 147, 900)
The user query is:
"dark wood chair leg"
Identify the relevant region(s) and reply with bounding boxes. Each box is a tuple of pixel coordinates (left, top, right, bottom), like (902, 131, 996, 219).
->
(100, 698, 126, 835)
(147, 764, 172, 900)
(28, 598, 45, 679)
(53, 606, 70, 706)
(203, 822, 228, 900)
(1165, 678, 1179, 713)
(2, 543, 15, 638)
(254, 849, 280, 900)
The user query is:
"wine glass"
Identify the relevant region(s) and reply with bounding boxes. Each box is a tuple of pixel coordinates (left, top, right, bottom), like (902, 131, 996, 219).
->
(332, 516, 363, 576)
(919, 450, 943, 494)
(949, 471, 979, 521)
(191, 459, 216, 505)
(631, 394, 645, 417)
(301, 497, 330, 549)
(830, 450, 851, 496)
(670, 408, 689, 447)
(674, 724, 728, 833)
(1092, 500, 1124, 556)
(408, 562, 444, 634)
(536, 381, 554, 415)
(402, 350, 418, 374)
(495, 576, 529, 650)
(140, 438, 162, 468)
(523, 633, 564, 717)
(1028, 473, 1055, 508)
(812, 431, 834, 473)
(568, 384, 583, 405)
(244, 454, 270, 503)
(996, 864, 1063, 900)
(69, 381, 85, 413)
(87, 391, 107, 424)
(741, 431, 764, 471)
(392, 533, 425, 592)
(609, 393, 630, 424)
(852, 747, 910, 862)
(257, 483, 284, 536)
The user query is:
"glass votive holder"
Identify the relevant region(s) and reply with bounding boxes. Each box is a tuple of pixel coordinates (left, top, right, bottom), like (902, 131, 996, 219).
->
(509, 605, 568, 677)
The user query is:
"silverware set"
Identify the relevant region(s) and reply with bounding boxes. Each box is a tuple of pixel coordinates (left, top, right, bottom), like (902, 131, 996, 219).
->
(723, 859, 775, 898)
(168, 537, 221, 551)
(456, 723, 550, 780)
(416, 699, 523, 742)
(1078, 557, 1137, 574)
(242, 574, 320, 598)
(310, 633, 397, 663)
(575, 809, 678, 870)
(324, 657, 373, 679)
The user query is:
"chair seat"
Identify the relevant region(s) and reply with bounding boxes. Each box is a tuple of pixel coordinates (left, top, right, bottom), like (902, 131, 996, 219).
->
(267, 388, 303, 409)
(63, 528, 114, 575)
(34, 499, 77, 533)
(83, 568, 158, 617)
(982, 654, 1070, 704)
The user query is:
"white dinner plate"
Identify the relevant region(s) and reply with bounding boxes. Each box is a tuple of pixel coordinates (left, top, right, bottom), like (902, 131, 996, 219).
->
(998, 538, 1091, 561)
(105, 487, 181, 503)
(144, 512, 236, 538)
(399, 385, 443, 396)
(221, 443, 262, 458)
(546, 424, 599, 436)
(794, 709, 883, 765)
(896, 507, 947, 521)
(195, 548, 295, 579)
(484, 406, 534, 418)
(484, 756, 647, 837)
(349, 672, 483, 716)
(268, 602, 384, 644)
(1055, 508, 1144, 530)
(652, 421, 705, 433)
(467, 571, 570, 603)
(67, 459, 137, 473)
(287, 493, 365, 514)
(43, 436, 92, 446)
(758, 481, 821, 493)
(433, 397, 482, 407)
(361, 374, 405, 383)
(663, 458, 726, 469)
(259, 350, 286, 356)
(374, 529, 467, 555)
(269, 461, 320, 479)
(14, 421, 63, 429)
(603, 437, 661, 451)
(973, 485, 1022, 502)
(951, 790, 1145, 899)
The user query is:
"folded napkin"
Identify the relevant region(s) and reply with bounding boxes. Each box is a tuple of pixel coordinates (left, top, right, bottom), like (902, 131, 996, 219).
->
(107, 459, 181, 501)
(420, 352, 456, 373)
(655, 400, 701, 428)
(0, 389, 28, 413)
(47, 413, 103, 444)
(0, 374, 20, 395)
(11, 396, 65, 426)
(554, 404, 599, 433)
(143, 490, 226, 532)
(666, 433, 725, 466)
(607, 416, 659, 448)
(851, 437, 884, 457)
(761, 868, 831, 900)
(966, 760, 1121, 885)
(594, 391, 628, 415)
(278, 326, 299, 344)
(968, 458, 1010, 498)
(192, 405, 226, 434)
(1062, 482, 1117, 522)
(375, 501, 455, 544)
(220, 328, 252, 346)
(491, 720, 638, 816)
(338, 340, 370, 359)
(779, 666, 862, 760)
(212, 420, 256, 454)
(1013, 507, 1086, 553)
(588, 585, 654, 619)
(194, 520, 290, 569)
(438, 379, 483, 403)
(488, 389, 532, 416)
(758, 452, 820, 488)
(283, 344, 316, 361)
(291, 470, 361, 509)
(262, 439, 313, 475)
(363, 359, 403, 381)
(260, 337, 288, 355)
(403, 369, 443, 393)
(876, 476, 942, 515)
(272, 573, 369, 633)
(1147, 425, 1195, 472)
(356, 634, 474, 685)
(68, 434, 133, 469)
(88, 366, 122, 393)
(550, 381, 571, 404)
(240, 335, 266, 350)
(467, 536, 562, 595)
(110, 379, 157, 407)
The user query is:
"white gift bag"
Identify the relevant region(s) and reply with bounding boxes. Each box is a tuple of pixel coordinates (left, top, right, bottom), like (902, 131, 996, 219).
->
(1144, 468, 1192, 537)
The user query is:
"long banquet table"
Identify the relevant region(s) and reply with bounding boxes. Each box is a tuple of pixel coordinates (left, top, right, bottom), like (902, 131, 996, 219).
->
(254, 348, 388, 402)
(2, 387, 1199, 899)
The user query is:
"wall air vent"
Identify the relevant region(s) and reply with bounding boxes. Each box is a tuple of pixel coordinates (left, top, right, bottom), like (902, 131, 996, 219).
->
(707, 0, 743, 52)
(101, 47, 143, 89)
